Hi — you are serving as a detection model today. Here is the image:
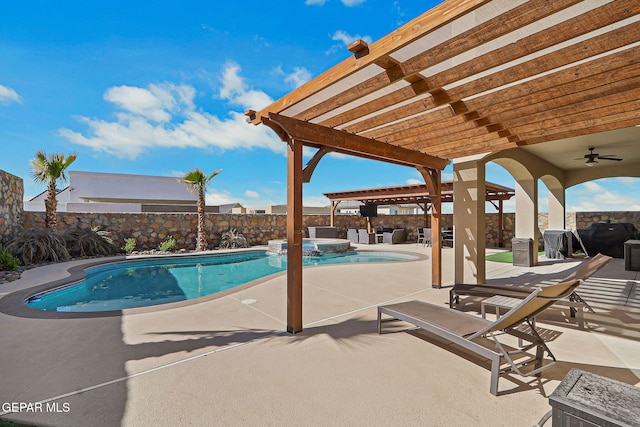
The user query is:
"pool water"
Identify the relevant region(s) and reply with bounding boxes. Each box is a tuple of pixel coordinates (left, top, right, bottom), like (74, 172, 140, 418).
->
(26, 250, 417, 312)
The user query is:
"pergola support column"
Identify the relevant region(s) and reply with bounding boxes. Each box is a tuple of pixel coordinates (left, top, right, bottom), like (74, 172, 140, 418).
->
(419, 167, 442, 288)
(286, 139, 304, 334)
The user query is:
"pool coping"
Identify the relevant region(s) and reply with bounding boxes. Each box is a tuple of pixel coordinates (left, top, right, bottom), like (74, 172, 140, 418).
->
(0, 246, 426, 319)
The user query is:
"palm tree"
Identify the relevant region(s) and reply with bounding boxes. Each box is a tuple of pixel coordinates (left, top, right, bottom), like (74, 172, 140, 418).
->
(180, 168, 222, 251)
(30, 150, 77, 230)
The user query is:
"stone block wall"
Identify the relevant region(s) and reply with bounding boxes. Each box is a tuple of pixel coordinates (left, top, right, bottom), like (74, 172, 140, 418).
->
(574, 211, 640, 229)
(0, 170, 24, 245)
(21, 211, 517, 251)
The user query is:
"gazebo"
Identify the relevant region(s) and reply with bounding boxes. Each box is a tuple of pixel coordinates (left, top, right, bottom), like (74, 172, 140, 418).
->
(245, 0, 640, 332)
(323, 181, 514, 247)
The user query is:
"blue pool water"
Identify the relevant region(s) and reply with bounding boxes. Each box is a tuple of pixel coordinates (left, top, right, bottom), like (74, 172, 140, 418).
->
(26, 250, 417, 312)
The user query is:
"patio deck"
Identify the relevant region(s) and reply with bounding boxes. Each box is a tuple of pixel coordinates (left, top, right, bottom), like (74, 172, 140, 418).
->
(0, 245, 638, 426)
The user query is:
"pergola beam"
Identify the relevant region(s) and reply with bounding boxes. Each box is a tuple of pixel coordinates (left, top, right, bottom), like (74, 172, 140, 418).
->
(265, 113, 449, 170)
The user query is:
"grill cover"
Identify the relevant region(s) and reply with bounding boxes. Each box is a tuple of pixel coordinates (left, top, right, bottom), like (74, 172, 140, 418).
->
(577, 222, 639, 258)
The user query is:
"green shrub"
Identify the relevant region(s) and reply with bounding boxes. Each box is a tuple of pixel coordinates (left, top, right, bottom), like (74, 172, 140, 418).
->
(159, 237, 177, 252)
(219, 228, 248, 249)
(122, 237, 136, 254)
(0, 246, 20, 271)
(64, 227, 119, 258)
(6, 228, 70, 265)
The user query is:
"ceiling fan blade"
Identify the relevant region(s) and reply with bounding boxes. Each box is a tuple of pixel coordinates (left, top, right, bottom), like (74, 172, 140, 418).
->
(598, 157, 623, 161)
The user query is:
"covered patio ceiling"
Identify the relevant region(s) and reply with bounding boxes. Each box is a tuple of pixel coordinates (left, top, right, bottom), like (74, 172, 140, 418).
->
(323, 181, 514, 206)
(247, 0, 639, 164)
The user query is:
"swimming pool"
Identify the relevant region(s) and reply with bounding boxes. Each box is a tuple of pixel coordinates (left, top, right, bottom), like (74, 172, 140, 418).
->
(26, 250, 418, 312)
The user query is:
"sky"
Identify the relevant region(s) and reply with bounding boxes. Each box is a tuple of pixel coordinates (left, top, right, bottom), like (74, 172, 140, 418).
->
(1, 0, 638, 213)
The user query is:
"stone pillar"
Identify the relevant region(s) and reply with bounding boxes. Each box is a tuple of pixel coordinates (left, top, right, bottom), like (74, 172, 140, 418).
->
(0, 170, 24, 245)
(515, 177, 539, 265)
(453, 158, 486, 285)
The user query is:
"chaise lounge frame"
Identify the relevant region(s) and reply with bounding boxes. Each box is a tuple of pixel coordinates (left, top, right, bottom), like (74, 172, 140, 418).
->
(378, 280, 580, 395)
(449, 253, 612, 327)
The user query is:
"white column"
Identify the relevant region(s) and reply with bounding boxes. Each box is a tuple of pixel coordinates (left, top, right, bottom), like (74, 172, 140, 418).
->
(453, 158, 486, 284)
(515, 177, 539, 265)
(548, 186, 566, 230)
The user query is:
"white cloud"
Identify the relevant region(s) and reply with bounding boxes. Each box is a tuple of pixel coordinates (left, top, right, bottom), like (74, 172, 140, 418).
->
(331, 30, 372, 46)
(59, 64, 285, 159)
(406, 178, 421, 185)
(0, 84, 22, 105)
(205, 189, 237, 206)
(103, 83, 193, 122)
(244, 190, 260, 198)
(304, 194, 330, 207)
(617, 177, 636, 185)
(219, 61, 273, 111)
(567, 181, 640, 212)
(305, 0, 327, 5)
(284, 67, 312, 88)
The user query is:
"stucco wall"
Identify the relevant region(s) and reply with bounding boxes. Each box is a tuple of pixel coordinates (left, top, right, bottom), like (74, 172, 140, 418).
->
(0, 170, 24, 245)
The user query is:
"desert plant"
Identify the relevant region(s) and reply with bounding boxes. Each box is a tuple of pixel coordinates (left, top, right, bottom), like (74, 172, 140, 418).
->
(180, 168, 222, 251)
(218, 228, 248, 249)
(6, 228, 70, 265)
(64, 227, 119, 258)
(159, 237, 177, 252)
(29, 150, 77, 230)
(122, 238, 137, 254)
(0, 246, 20, 271)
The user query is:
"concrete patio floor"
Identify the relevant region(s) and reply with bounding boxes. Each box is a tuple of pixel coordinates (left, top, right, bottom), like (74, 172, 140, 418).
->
(0, 244, 638, 426)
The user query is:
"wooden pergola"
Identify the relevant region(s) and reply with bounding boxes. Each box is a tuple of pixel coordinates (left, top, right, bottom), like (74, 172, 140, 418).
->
(324, 181, 514, 246)
(246, 0, 640, 333)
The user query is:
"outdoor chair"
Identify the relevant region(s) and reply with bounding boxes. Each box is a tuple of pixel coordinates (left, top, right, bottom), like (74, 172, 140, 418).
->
(347, 228, 358, 243)
(378, 280, 581, 395)
(417, 227, 431, 247)
(358, 229, 376, 244)
(383, 228, 406, 244)
(449, 253, 612, 328)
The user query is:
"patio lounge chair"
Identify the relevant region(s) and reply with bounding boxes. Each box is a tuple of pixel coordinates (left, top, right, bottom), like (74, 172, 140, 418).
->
(378, 280, 580, 395)
(449, 253, 612, 326)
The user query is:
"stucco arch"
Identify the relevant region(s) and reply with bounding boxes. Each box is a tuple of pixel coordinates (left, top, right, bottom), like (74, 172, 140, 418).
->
(566, 162, 640, 189)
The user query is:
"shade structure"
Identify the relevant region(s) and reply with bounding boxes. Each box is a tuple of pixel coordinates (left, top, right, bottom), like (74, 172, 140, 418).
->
(246, 0, 640, 333)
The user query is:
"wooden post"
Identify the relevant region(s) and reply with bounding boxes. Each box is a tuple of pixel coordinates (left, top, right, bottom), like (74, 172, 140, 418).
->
(429, 170, 442, 289)
(330, 201, 337, 227)
(498, 199, 504, 247)
(287, 139, 304, 333)
(419, 167, 442, 289)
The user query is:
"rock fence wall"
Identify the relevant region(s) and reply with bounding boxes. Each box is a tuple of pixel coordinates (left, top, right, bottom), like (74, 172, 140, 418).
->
(2, 163, 637, 252)
(17, 210, 640, 252)
(0, 171, 23, 245)
(20, 210, 515, 251)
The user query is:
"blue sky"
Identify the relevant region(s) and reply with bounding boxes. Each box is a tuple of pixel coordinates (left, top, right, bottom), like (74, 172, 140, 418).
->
(1, 0, 637, 213)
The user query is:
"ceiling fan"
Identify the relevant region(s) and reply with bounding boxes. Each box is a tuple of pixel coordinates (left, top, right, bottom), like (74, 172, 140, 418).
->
(578, 147, 623, 166)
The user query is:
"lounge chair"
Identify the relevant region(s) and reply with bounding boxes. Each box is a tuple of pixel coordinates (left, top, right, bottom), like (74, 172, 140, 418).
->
(378, 280, 580, 395)
(449, 253, 612, 326)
